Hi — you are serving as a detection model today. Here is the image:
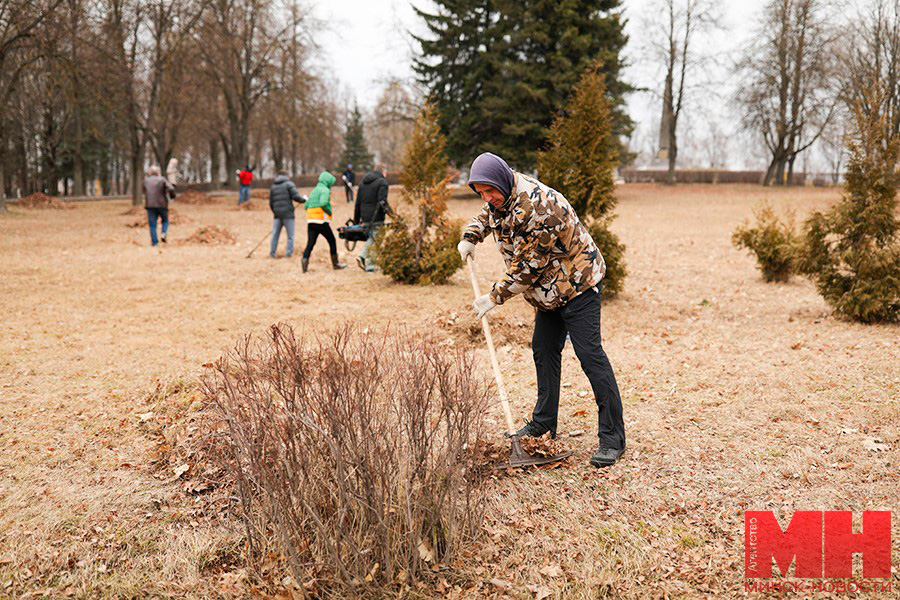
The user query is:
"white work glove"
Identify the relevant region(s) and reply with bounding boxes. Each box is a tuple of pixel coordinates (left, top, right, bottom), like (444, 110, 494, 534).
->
(473, 294, 496, 320)
(458, 239, 476, 262)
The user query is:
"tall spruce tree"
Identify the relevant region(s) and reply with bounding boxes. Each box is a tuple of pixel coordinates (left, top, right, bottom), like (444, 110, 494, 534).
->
(339, 105, 374, 172)
(538, 69, 627, 295)
(798, 82, 900, 323)
(374, 103, 463, 285)
(414, 0, 632, 170)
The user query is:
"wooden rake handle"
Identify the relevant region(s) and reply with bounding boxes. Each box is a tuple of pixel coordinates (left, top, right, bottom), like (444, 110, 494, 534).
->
(466, 256, 517, 435)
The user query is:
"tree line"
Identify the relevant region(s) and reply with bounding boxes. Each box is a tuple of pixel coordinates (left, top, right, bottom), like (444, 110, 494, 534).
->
(1, 0, 898, 211)
(417, 0, 900, 186)
(0, 0, 351, 207)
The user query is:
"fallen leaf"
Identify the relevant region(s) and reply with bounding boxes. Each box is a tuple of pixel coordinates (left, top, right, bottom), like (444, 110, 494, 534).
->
(529, 584, 553, 599)
(540, 565, 562, 578)
(173, 464, 190, 478)
(137, 411, 154, 422)
(489, 578, 512, 589)
(417, 540, 434, 563)
(568, 430, 584, 437)
(863, 438, 889, 452)
(572, 410, 587, 417)
(840, 428, 859, 435)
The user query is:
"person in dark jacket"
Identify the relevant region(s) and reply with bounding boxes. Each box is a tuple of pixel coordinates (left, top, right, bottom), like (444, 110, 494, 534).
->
(268, 171, 305, 258)
(342, 164, 355, 204)
(143, 165, 175, 246)
(353, 165, 391, 272)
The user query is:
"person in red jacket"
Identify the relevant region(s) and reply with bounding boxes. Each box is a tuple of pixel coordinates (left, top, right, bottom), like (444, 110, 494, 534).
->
(236, 165, 254, 205)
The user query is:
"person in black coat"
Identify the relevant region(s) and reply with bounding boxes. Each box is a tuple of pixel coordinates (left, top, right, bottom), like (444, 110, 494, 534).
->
(342, 164, 355, 204)
(268, 172, 305, 258)
(353, 165, 391, 271)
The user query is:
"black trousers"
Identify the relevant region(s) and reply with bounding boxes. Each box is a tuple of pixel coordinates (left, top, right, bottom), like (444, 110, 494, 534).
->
(302, 222, 337, 259)
(531, 283, 626, 450)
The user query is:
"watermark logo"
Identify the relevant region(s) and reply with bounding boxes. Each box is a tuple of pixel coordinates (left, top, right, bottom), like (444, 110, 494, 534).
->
(745, 511, 891, 580)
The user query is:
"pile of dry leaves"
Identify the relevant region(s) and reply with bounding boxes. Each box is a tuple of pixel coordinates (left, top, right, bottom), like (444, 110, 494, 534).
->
(519, 432, 569, 458)
(180, 225, 236, 245)
(175, 190, 216, 205)
(469, 434, 572, 472)
(16, 193, 75, 209)
(435, 310, 532, 349)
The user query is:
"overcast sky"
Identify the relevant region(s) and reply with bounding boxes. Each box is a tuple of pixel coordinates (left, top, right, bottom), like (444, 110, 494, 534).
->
(315, 0, 772, 169)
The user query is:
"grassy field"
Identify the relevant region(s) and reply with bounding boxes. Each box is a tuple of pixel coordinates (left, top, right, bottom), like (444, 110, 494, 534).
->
(0, 183, 897, 598)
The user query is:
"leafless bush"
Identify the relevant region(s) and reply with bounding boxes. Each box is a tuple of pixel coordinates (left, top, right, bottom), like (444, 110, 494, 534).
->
(202, 323, 490, 596)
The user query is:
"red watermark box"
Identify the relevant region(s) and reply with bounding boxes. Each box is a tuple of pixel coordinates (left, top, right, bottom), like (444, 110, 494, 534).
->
(744, 511, 892, 592)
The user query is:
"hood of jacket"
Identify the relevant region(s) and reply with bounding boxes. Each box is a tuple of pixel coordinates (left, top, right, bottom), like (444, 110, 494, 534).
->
(273, 174, 290, 184)
(317, 171, 336, 187)
(361, 171, 384, 185)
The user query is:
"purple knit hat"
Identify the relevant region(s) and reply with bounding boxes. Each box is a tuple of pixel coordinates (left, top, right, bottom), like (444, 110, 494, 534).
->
(467, 152, 515, 199)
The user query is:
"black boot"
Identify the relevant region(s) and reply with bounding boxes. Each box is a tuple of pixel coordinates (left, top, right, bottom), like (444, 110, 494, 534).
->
(589, 444, 625, 468)
(331, 254, 347, 270)
(503, 418, 554, 440)
(301, 257, 309, 273)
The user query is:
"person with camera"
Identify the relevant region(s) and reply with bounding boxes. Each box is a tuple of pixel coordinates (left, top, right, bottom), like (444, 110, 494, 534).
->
(353, 164, 391, 272)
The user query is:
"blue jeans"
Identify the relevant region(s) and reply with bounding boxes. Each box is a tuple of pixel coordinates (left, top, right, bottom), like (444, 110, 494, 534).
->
(270, 217, 295, 257)
(147, 207, 168, 246)
(239, 185, 250, 205)
(359, 222, 383, 271)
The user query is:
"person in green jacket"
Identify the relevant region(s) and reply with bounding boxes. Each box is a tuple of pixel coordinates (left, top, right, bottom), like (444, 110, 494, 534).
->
(301, 171, 347, 272)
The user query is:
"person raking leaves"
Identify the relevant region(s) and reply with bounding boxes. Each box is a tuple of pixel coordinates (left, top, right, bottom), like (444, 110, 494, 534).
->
(458, 152, 626, 468)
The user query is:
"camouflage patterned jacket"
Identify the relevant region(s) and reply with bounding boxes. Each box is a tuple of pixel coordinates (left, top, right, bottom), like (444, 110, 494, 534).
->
(463, 171, 606, 311)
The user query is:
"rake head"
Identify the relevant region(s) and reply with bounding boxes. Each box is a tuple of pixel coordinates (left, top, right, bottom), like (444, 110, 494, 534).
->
(499, 435, 573, 469)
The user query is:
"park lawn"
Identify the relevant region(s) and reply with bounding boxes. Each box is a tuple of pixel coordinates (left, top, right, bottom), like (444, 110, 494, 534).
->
(0, 184, 897, 598)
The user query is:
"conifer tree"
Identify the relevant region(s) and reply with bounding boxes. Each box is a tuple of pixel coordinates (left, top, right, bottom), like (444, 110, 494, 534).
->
(798, 82, 900, 323)
(339, 105, 374, 171)
(399, 103, 452, 263)
(538, 69, 627, 295)
(374, 103, 462, 285)
(414, 0, 632, 170)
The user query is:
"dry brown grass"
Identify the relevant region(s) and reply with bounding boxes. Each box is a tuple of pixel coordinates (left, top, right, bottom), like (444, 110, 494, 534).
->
(0, 183, 897, 597)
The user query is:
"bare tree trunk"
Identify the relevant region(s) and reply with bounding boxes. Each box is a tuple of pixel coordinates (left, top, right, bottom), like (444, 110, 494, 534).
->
(99, 147, 110, 195)
(17, 125, 29, 196)
(73, 121, 84, 194)
(0, 122, 7, 211)
(662, 68, 676, 184)
(764, 157, 778, 186)
(222, 131, 236, 188)
(272, 128, 284, 173)
(69, 0, 85, 196)
(0, 156, 7, 213)
(667, 132, 678, 185)
(130, 145, 143, 205)
(290, 133, 297, 175)
(209, 138, 219, 186)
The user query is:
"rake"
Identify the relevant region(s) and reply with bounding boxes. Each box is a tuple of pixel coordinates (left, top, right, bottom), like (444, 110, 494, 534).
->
(245, 230, 271, 258)
(466, 256, 573, 468)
